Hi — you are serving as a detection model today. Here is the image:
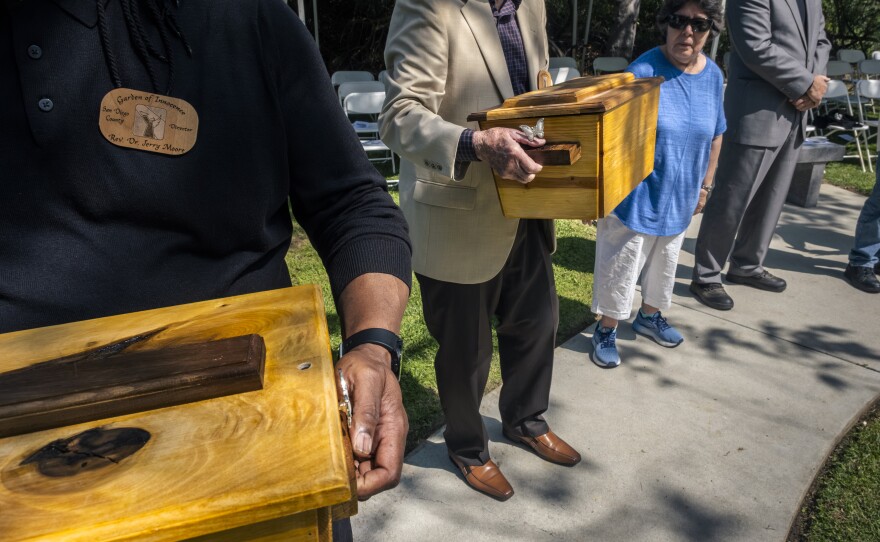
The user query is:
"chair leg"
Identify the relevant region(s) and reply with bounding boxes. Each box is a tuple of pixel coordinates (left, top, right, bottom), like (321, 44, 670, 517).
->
(855, 130, 867, 172)
(875, 129, 879, 168)
(866, 129, 875, 173)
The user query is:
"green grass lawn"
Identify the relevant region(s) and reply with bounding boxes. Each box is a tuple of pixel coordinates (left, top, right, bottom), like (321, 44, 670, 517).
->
(825, 161, 876, 196)
(797, 404, 880, 541)
(821, 110, 877, 196)
(286, 191, 597, 450)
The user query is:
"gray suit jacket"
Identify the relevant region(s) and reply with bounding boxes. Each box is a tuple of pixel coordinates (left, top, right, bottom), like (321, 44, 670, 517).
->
(380, 0, 551, 284)
(724, 0, 831, 147)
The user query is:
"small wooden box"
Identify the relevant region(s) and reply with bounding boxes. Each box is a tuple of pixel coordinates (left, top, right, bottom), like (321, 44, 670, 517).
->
(0, 286, 354, 541)
(468, 73, 662, 219)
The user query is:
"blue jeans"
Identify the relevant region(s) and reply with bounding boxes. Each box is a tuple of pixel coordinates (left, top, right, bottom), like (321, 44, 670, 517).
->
(849, 157, 880, 267)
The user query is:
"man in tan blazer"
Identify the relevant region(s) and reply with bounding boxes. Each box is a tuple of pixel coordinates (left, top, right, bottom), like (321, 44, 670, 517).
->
(380, 0, 580, 501)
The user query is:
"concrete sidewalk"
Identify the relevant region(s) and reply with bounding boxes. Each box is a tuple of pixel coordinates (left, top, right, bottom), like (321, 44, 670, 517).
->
(353, 183, 880, 541)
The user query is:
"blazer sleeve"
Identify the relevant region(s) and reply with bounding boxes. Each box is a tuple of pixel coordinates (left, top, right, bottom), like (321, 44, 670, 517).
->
(379, 0, 465, 182)
(813, 5, 831, 75)
(727, 0, 816, 100)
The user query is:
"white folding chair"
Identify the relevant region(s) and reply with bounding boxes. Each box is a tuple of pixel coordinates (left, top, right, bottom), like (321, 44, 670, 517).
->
(592, 56, 629, 75)
(549, 56, 578, 70)
(820, 80, 870, 172)
(838, 49, 866, 66)
(823, 60, 858, 108)
(859, 59, 880, 80)
(338, 81, 385, 105)
(857, 61, 880, 116)
(343, 92, 396, 174)
(330, 70, 374, 88)
(873, 51, 880, 60)
(854, 79, 880, 168)
(825, 60, 853, 79)
(549, 67, 581, 84)
(838, 50, 867, 78)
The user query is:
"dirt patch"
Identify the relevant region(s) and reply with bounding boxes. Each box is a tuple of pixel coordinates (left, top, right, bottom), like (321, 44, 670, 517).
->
(287, 229, 309, 253)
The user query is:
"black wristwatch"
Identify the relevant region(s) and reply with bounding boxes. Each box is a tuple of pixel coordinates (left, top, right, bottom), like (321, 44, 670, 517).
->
(339, 328, 403, 380)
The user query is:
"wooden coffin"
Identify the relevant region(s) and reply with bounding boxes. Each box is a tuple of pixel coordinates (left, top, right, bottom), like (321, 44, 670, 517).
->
(468, 72, 663, 219)
(0, 286, 355, 541)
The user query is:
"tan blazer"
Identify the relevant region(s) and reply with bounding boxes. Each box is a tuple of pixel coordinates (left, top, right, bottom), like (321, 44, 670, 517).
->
(380, 0, 552, 284)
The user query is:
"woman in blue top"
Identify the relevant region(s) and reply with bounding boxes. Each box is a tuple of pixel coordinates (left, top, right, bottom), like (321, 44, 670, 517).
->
(590, 0, 726, 367)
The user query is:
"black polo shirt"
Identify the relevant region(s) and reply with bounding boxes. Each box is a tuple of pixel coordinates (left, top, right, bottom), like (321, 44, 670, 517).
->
(0, 0, 411, 333)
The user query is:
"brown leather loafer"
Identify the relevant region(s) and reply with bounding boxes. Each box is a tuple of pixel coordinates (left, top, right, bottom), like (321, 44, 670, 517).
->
(504, 429, 581, 466)
(448, 454, 514, 501)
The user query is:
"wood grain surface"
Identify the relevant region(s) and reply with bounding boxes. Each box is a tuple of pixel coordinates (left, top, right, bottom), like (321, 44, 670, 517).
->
(536, 69, 553, 90)
(523, 142, 581, 166)
(599, 86, 660, 216)
(473, 79, 660, 220)
(0, 286, 352, 541)
(467, 74, 663, 121)
(501, 72, 633, 108)
(477, 114, 601, 219)
(0, 334, 265, 439)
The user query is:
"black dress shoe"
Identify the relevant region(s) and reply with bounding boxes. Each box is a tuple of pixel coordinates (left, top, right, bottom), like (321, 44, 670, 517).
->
(844, 264, 880, 293)
(689, 281, 734, 310)
(726, 270, 787, 292)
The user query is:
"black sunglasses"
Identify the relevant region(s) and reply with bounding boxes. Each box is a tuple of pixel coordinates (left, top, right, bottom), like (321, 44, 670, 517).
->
(666, 14, 714, 33)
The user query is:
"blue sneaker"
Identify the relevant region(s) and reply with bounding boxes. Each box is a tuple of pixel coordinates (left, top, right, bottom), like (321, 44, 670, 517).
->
(591, 325, 620, 368)
(632, 311, 684, 347)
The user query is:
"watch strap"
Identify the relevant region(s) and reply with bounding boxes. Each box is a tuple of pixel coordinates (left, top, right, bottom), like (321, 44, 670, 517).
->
(339, 328, 403, 380)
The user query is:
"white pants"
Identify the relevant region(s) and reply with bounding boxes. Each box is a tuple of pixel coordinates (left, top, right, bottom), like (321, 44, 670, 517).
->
(591, 214, 687, 321)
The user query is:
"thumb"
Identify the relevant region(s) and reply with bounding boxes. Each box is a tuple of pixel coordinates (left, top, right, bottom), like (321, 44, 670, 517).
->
(348, 365, 383, 457)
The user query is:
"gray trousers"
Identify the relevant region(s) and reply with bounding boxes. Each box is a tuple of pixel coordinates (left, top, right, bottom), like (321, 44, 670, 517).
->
(692, 128, 803, 284)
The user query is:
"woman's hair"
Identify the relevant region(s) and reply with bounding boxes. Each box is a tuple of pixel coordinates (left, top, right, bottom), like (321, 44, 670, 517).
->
(656, 0, 725, 39)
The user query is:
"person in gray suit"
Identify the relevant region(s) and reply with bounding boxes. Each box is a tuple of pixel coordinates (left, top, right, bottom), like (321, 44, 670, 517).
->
(689, 0, 831, 310)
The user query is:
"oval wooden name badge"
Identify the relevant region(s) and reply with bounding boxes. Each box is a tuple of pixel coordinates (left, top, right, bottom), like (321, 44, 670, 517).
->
(98, 88, 199, 156)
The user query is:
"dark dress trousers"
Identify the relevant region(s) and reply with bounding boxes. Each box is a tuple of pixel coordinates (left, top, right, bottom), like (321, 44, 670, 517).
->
(417, 219, 558, 466)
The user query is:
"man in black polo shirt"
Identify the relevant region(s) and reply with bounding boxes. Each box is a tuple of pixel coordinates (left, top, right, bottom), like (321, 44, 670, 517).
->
(1, 1, 411, 537)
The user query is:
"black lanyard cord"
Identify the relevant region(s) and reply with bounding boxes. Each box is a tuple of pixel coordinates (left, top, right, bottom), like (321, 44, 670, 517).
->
(95, 0, 192, 95)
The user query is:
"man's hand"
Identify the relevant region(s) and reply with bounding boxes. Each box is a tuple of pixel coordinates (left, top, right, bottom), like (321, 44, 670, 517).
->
(791, 75, 830, 111)
(337, 342, 408, 501)
(336, 273, 409, 500)
(473, 127, 545, 184)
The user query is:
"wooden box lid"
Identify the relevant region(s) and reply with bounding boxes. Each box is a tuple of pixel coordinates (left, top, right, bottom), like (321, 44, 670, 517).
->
(0, 286, 352, 541)
(467, 72, 663, 121)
